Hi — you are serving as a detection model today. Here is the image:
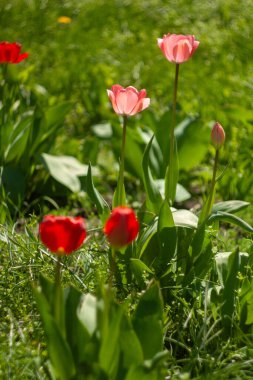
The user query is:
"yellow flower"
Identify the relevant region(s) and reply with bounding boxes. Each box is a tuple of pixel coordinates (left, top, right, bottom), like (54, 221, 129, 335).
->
(57, 16, 72, 24)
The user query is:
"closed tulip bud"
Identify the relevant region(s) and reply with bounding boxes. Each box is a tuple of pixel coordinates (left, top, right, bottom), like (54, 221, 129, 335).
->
(211, 122, 225, 150)
(157, 33, 199, 64)
(39, 215, 86, 255)
(107, 85, 150, 116)
(104, 206, 139, 248)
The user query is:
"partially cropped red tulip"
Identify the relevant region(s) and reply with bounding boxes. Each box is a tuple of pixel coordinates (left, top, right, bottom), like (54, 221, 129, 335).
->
(0, 42, 29, 64)
(211, 122, 225, 150)
(107, 85, 150, 116)
(39, 215, 86, 255)
(157, 34, 199, 64)
(104, 206, 139, 248)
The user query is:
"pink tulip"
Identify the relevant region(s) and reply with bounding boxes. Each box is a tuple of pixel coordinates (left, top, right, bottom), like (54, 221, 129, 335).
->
(211, 122, 225, 150)
(107, 85, 150, 116)
(157, 33, 199, 64)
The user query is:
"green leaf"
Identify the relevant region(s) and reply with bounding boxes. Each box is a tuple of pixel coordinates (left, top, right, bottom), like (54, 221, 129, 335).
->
(5, 113, 33, 162)
(41, 153, 88, 193)
(77, 293, 97, 336)
(65, 287, 91, 364)
(157, 201, 177, 276)
(212, 200, 250, 214)
(92, 122, 113, 139)
(112, 171, 126, 207)
(99, 304, 124, 377)
(158, 200, 174, 230)
(33, 286, 76, 380)
(175, 116, 210, 170)
(175, 183, 191, 202)
(130, 258, 154, 275)
(142, 135, 162, 213)
(86, 163, 110, 221)
(133, 282, 164, 360)
(119, 314, 143, 368)
(208, 211, 253, 233)
(172, 209, 198, 229)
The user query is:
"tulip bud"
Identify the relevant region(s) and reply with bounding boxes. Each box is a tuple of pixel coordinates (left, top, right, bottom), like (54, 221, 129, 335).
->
(211, 122, 225, 150)
(104, 206, 139, 248)
(39, 215, 86, 255)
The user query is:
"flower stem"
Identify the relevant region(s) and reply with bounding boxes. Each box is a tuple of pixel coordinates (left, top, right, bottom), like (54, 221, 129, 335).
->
(54, 255, 63, 326)
(206, 148, 219, 218)
(118, 115, 128, 205)
(167, 63, 180, 204)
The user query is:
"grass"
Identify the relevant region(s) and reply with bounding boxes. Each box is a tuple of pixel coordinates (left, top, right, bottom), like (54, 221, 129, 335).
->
(1, 0, 253, 378)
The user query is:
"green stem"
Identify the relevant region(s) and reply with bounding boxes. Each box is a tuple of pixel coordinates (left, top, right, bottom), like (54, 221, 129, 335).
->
(167, 63, 180, 204)
(118, 115, 127, 205)
(206, 149, 219, 218)
(54, 255, 62, 326)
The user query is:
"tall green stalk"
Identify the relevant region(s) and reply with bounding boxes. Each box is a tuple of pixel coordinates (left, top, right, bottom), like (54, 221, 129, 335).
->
(113, 115, 127, 207)
(165, 63, 180, 205)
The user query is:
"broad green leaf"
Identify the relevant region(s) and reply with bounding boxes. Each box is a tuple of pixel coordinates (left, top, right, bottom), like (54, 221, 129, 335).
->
(175, 116, 210, 170)
(133, 283, 163, 360)
(119, 314, 143, 368)
(65, 287, 91, 364)
(158, 200, 174, 230)
(130, 258, 154, 275)
(172, 209, 198, 229)
(175, 183, 191, 202)
(112, 171, 126, 207)
(86, 163, 110, 220)
(92, 122, 113, 139)
(99, 304, 124, 377)
(5, 114, 33, 162)
(157, 201, 177, 276)
(41, 153, 87, 192)
(212, 200, 250, 214)
(142, 135, 162, 213)
(31, 102, 73, 154)
(33, 286, 76, 380)
(208, 211, 253, 233)
(77, 293, 97, 336)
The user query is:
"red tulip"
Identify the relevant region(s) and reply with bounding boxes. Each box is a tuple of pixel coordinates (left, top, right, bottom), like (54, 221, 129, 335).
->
(211, 122, 225, 150)
(104, 206, 139, 248)
(0, 41, 29, 64)
(107, 85, 150, 116)
(157, 34, 199, 64)
(39, 215, 86, 255)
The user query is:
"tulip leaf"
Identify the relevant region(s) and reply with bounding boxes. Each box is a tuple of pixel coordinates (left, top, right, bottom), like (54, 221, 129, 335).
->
(4, 113, 33, 163)
(41, 153, 88, 193)
(33, 286, 76, 380)
(142, 135, 162, 213)
(208, 211, 253, 234)
(212, 200, 250, 214)
(86, 162, 110, 221)
(132, 282, 164, 360)
(172, 209, 198, 229)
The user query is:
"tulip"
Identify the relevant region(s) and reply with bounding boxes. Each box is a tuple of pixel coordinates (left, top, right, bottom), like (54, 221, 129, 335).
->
(39, 215, 86, 255)
(104, 206, 139, 249)
(211, 122, 225, 150)
(107, 85, 150, 116)
(157, 33, 199, 64)
(0, 41, 29, 64)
